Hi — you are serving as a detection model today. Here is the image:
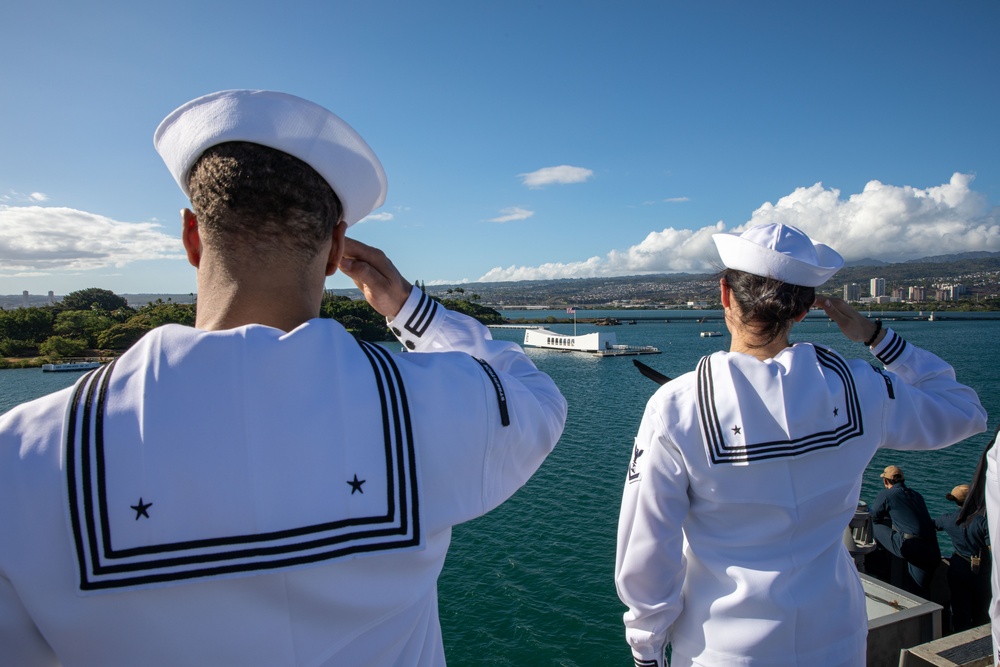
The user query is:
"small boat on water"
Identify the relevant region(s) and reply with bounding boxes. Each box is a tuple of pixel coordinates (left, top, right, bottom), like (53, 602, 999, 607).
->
(523, 328, 660, 357)
(700, 331, 723, 337)
(41, 361, 102, 372)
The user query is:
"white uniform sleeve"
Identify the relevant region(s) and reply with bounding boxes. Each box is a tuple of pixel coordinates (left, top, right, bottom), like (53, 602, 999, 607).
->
(0, 573, 58, 666)
(615, 399, 689, 667)
(869, 328, 987, 450)
(987, 442, 1000, 665)
(387, 287, 567, 514)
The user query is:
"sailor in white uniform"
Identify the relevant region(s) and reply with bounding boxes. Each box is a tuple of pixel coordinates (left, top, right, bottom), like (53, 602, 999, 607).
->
(0, 90, 567, 666)
(616, 224, 987, 667)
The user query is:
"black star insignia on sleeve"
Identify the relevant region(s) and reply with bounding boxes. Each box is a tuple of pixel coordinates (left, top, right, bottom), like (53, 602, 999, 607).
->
(833, 407, 839, 417)
(732, 425, 741, 435)
(347, 474, 366, 495)
(131, 497, 152, 520)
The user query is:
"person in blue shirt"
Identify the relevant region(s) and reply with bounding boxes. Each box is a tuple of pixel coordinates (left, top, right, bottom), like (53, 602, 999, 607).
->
(871, 465, 941, 598)
(935, 484, 991, 632)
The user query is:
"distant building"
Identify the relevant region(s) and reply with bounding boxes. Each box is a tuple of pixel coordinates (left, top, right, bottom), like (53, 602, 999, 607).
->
(843, 283, 861, 302)
(908, 286, 926, 302)
(21, 291, 28, 309)
(931, 283, 965, 301)
(48, 290, 55, 305)
(870, 278, 886, 298)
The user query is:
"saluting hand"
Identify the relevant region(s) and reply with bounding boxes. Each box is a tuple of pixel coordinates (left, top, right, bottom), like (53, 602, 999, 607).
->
(815, 297, 885, 346)
(338, 238, 412, 319)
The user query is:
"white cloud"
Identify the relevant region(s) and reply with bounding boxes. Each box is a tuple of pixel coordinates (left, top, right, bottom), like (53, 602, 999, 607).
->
(424, 278, 471, 286)
(2, 190, 50, 204)
(359, 211, 394, 224)
(664, 197, 689, 203)
(489, 207, 534, 223)
(479, 256, 609, 282)
(477, 173, 999, 282)
(519, 165, 594, 189)
(477, 223, 724, 282)
(0, 205, 184, 276)
(743, 172, 999, 262)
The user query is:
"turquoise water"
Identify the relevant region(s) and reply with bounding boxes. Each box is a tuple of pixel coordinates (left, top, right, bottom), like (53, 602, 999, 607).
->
(439, 316, 1000, 666)
(2, 317, 998, 665)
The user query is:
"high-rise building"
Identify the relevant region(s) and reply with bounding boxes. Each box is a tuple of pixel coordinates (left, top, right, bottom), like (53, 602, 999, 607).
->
(843, 283, 861, 302)
(870, 278, 886, 298)
(908, 286, 926, 302)
(21, 290, 29, 309)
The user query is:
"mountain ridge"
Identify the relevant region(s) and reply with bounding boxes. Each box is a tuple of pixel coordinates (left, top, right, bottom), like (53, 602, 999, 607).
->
(5, 252, 1000, 309)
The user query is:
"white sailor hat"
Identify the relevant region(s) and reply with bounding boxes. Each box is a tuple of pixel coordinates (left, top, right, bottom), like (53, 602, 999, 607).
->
(712, 223, 843, 287)
(154, 89, 387, 227)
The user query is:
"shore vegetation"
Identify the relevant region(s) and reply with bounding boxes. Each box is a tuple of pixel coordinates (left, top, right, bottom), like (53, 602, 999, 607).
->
(1, 288, 504, 368)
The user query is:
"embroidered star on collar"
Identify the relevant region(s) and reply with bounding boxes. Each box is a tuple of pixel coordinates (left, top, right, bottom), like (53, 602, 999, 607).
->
(131, 497, 152, 520)
(347, 474, 366, 495)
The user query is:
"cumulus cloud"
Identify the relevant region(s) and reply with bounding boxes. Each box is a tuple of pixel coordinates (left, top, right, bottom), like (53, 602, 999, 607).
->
(743, 172, 998, 262)
(359, 211, 394, 224)
(489, 207, 534, 223)
(477, 224, 724, 282)
(519, 165, 594, 189)
(0, 205, 184, 275)
(477, 173, 999, 282)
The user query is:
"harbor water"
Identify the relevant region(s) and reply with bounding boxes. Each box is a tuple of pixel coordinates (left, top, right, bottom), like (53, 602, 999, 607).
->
(2, 312, 998, 665)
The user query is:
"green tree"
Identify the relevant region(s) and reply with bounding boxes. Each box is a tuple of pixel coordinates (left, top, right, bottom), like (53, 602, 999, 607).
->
(39, 335, 88, 358)
(97, 323, 150, 350)
(0, 307, 55, 343)
(54, 310, 113, 347)
(0, 338, 38, 357)
(61, 288, 130, 312)
(320, 296, 390, 341)
(129, 302, 196, 328)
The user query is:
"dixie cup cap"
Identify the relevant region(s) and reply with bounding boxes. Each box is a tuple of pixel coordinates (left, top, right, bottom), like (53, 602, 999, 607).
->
(154, 89, 387, 227)
(712, 223, 844, 287)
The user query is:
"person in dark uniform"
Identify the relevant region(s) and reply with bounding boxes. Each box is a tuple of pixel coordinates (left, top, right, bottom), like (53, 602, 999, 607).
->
(935, 484, 991, 632)
(871, 465, 941, 597)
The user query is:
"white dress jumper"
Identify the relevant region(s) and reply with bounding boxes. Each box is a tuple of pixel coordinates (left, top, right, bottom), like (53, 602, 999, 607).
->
(616, 329, 986, 667)
(0, 287, 567, 666)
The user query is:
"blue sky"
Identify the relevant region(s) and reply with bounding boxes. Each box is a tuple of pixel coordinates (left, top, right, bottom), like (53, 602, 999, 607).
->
(2, 1, 998, 296)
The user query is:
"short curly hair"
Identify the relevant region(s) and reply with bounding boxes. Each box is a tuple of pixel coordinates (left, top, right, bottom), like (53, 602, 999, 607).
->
(187, 141, 343, 263)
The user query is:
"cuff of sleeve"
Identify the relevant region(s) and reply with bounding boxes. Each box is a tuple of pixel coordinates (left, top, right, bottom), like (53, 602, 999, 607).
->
(631, 651, 663, 667)
(386, 287, 442, 351)
(871, 327, 907, 366)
